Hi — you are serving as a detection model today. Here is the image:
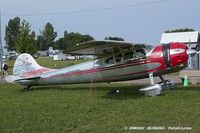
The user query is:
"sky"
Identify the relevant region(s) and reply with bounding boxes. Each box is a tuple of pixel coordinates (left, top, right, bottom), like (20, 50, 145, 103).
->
(0, 0, 200, 46)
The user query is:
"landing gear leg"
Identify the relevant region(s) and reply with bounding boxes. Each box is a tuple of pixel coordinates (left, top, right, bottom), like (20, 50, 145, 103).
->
(139, 73, 162, 96)
(159, 75, 167, 88)
(159, 75, 165, 82)
(159, 75, 166, 86)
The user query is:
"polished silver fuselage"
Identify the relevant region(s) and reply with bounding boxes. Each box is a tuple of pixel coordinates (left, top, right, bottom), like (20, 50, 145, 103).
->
(14, 42, 192, 87)
(17, 58, 168, 86)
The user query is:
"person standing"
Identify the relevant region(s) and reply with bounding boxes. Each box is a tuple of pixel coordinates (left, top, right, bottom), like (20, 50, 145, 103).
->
(1, 61, 8, 79)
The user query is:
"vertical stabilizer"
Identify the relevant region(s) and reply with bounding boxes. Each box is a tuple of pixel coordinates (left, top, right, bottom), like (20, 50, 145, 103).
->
(13, 53, 43, 76)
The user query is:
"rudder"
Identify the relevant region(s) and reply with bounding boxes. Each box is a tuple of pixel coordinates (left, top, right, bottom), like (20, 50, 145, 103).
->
(13, 53, 42, 76)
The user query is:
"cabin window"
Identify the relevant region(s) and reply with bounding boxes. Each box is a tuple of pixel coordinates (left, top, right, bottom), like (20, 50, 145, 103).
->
(124, 52, 133, 60)
(115, 54, 122, 63)
(135, 49, 146, 57)
(105, 57, 114, 64)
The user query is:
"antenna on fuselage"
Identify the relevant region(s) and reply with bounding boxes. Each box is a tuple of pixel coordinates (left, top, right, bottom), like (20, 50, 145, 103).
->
(0, 9, 3, 69)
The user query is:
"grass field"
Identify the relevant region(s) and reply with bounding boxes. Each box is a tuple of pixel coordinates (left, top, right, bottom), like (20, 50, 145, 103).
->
(1, 57, 200, 132)
(0, 83, 200, 132)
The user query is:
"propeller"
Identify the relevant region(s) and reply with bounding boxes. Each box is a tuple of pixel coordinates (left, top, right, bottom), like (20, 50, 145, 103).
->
(186, 46, 199, 69)
(186, 49, 197, 57)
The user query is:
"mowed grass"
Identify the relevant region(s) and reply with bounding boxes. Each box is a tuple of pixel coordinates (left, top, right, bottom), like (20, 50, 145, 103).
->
(1, 57, 200, 132)
(0, 83, 200, 133)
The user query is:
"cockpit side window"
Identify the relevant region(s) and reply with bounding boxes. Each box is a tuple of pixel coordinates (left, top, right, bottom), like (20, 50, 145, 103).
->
(135, 49, 146, 58)
(105, 49, 146, 64)
(115, 54, 122, 63)
(105, 54, 122, 64)
(123, 49, 146, 61)
(124, 52, 133, 60)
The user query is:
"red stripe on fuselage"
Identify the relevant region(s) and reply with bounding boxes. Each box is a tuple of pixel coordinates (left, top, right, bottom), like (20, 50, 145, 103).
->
(23, 68, 53, 78)
(42, 59, 161, 80)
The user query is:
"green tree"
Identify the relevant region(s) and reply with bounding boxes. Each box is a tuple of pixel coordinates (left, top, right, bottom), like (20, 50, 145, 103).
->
(38, 22, 57, 50)
(15, 20, 36, 54)
(36, 35, 43, 50)
(4, 17, 21, 51)
(30, 31, 36, 48)
(54, 30, 68, 50)
(55, 31, 94, 51)
(104, 36, 124, 41)
(67, 32, 94, 46)
(165, 28, 195, 33)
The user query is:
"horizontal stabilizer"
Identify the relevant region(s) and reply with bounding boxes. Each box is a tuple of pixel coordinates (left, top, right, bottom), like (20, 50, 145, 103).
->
(14, 76, 41, 82)
(5, 75, 41, 83)
(5, 75, 22, 83)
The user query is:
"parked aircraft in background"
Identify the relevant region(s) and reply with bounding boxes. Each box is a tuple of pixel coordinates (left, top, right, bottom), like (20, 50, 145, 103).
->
(5, 40, 196, 91)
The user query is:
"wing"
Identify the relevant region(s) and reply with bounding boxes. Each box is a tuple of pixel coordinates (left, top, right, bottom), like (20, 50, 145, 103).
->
(66, 40, 145, 57)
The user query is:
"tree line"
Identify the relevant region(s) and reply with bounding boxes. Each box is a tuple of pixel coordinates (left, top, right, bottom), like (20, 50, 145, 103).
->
(165, 28, 195, 33)
(4, 17, 125, 55)
(4, 17, 95, 54)
(5, 17, 194, 55)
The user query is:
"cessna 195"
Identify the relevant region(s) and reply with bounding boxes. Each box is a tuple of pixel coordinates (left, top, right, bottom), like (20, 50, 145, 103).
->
(6, 40, 196, 90)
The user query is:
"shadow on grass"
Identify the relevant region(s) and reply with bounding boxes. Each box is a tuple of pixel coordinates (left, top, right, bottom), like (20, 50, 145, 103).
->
(18, 83, 146, 99)
(19, 83, 143, 91)
(19, 85, 89, 92)
(101, 85, 146, 100)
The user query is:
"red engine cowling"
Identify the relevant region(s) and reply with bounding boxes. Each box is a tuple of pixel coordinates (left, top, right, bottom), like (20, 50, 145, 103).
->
(147, 42, 188, 73)
(169, 42, 188, 70)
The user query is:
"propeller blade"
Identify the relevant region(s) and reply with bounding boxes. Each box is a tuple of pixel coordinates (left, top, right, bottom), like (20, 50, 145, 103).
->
(186, 49, 196, 57)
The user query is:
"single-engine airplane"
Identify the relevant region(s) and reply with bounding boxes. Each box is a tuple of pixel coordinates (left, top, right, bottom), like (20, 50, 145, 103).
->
(5, 40, 197, 90)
